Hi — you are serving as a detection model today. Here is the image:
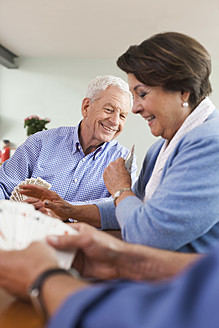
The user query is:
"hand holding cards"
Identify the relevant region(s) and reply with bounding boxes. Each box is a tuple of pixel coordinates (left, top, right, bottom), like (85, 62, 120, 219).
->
(0, 200, 78, 269)
(10, 177, 52, 202)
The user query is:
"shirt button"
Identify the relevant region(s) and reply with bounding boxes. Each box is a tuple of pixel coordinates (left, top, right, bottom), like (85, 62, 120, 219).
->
(74, 178, 77, 183)
(82, 158, 86, 162)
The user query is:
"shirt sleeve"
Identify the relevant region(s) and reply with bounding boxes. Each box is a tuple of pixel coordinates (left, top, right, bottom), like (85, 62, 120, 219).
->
(0, 134, 41, 199)
(116, 134, 219, 251)
(48, 246, 219, 328)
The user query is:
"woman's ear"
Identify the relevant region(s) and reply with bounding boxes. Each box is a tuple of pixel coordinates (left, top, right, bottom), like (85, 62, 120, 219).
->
(81, 98, 91, 118)
(181, 91, 190, 103)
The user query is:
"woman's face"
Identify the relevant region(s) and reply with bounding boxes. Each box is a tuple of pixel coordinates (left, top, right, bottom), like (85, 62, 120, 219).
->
(128, 74, 191, 141)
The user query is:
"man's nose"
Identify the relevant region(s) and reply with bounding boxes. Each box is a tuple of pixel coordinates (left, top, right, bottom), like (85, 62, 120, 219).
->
(109, 111, 120, 125)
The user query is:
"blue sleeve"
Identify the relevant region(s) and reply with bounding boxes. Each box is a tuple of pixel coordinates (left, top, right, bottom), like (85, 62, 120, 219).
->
(97, 200, 120, 230)
(96, 154, 138, 230)
(116, 134, 219, 252)
(48, 245, 219, 328)
(0, 134, 41, 199)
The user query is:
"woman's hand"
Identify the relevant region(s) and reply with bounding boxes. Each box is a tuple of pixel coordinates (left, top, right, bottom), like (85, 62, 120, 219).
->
(103, 157, 132, 196)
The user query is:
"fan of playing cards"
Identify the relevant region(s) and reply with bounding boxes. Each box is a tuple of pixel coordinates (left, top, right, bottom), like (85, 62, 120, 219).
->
(0, 200, 78, 269)
(10, 177, 52, 202)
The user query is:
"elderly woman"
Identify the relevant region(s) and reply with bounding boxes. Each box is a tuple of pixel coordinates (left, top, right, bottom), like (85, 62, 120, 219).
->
(101, 32, 219, 252)
(20, 32, 219, 254)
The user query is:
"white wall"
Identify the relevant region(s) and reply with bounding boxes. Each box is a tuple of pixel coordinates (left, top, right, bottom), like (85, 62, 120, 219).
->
(0, 56, 218, 173)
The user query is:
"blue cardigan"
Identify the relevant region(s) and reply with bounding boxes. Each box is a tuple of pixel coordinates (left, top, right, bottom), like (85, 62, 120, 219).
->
(97, 109, 219, 253)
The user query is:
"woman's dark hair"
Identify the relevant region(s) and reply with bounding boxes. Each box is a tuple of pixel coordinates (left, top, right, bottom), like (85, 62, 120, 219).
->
(117, 32, 212, 108)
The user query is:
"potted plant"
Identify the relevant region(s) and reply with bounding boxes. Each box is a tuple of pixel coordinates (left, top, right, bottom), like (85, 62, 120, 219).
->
(24, 115, 50, 136)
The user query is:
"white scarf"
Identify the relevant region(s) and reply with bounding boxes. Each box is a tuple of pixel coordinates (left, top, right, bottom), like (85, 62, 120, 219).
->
(144, 97, 215, 202)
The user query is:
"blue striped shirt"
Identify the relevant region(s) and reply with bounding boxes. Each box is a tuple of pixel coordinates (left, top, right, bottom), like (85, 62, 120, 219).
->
(0, 124, 137, 205)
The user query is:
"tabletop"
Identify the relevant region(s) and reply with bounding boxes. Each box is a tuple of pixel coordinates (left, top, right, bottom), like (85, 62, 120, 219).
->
(0, 288, 45, 328)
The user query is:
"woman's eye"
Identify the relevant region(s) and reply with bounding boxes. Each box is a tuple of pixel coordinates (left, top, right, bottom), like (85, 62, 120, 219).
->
(139, 92, 146, 98)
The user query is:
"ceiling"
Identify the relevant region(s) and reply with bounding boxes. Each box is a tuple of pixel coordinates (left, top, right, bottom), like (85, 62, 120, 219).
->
(0, 0, 219, 59)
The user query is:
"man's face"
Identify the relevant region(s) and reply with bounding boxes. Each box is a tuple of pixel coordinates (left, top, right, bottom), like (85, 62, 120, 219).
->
(81, 85, 131, 146)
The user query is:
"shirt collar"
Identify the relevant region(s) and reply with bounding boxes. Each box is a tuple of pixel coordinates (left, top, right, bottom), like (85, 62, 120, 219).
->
(72, 122, 82, 154)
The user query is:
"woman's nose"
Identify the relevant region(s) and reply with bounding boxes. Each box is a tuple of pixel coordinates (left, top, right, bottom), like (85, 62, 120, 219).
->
(132, 99, 141, 114)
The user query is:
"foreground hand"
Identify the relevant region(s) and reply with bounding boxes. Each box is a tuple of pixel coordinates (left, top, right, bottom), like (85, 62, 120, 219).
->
(19, 185, 72, 220)
(0, 242, 58, 299)
(103, 157, 131, 195)
(47, 222, 126, 280)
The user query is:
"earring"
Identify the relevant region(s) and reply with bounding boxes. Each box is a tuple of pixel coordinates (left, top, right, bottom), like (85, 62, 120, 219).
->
(182, 101, 189, 108)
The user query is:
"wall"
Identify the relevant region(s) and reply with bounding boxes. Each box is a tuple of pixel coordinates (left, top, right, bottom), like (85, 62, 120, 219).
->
(0, 56, 218, 173)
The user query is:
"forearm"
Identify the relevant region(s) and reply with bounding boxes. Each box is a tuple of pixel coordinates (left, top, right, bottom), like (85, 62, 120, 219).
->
(41, 274, 89, 317)
(117, 243, 203, 281)
(68, 204, 101, 228)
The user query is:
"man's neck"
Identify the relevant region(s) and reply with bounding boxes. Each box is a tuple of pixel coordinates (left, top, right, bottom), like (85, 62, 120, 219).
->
(79, 123, 103, 155)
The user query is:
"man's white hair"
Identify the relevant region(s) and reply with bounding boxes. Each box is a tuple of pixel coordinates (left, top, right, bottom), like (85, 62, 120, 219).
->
(85, 75, 133, 108)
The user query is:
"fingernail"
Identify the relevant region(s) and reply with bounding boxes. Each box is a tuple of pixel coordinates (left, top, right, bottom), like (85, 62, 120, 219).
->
(47, 235, 59, 244)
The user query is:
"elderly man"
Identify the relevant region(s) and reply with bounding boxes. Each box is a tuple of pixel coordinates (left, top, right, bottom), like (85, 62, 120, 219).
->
(0, 75, 137, 204)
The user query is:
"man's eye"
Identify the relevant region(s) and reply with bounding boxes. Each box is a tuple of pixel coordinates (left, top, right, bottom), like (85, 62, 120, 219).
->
(120, 114, 126, 120)
(104, 108, 112, 112)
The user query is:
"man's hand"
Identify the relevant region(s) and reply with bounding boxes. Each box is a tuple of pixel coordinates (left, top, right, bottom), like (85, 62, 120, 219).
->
(19, 185, 72, 220)
(0, 242, 58, 299)
(20, 185, 102, 227)
(47, 222, 126, 280)
(23, 196, 47, 212)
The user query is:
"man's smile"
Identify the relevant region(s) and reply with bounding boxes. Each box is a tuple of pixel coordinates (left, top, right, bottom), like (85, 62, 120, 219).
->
(100, 122, 118, 132)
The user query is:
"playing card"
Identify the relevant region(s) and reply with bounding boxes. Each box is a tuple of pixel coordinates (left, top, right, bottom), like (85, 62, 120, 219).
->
(9, 177, 52, 202)
(0, 200, 78, 269)
(125, 145, 135, 173)
(36, 177, 51, 189)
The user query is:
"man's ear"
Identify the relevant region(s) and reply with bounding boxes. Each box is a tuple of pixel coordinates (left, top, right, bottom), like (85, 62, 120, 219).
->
(81, 98, 91, 118)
